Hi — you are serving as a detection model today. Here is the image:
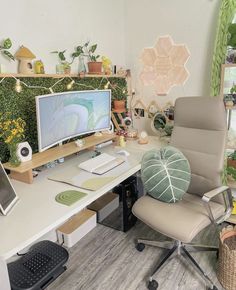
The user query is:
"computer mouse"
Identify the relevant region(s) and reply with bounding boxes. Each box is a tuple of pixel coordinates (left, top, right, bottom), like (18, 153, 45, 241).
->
(116, 150, 130, 156)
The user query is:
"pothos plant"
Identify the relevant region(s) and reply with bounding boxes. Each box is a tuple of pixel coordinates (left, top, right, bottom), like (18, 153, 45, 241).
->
(73, 41, 100, 62)
(0, 38, 15, 61)
(51, 50, 73, 69)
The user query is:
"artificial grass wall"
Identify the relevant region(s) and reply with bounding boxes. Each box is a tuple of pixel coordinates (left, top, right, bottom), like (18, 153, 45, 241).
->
(0, 76, 127, 162)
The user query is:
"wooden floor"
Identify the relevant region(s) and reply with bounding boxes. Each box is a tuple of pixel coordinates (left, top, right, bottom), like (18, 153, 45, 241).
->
(47, 222, 224, 290)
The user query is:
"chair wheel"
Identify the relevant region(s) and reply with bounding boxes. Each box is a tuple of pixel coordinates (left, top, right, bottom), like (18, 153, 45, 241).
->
(208, 286, 218, 290)
(136, 243, 145, 252)
(148, 279, 158, 290)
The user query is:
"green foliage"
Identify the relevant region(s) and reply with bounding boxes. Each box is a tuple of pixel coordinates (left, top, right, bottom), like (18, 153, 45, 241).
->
(0, 76, 127, 162)
(51, 50, 73, 67)
(72, 41, 89, 59)
(228, 150, 236, 160)
(228, 23, 236, 47)
(210, 0, 236, 96)
(0, 38, 15, 61)
(227, 166, 236, 181)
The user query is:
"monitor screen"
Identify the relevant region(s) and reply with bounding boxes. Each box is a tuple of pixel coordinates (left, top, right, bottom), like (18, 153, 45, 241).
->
(0, 163, 18, 215)
(36, 90, 111, 152)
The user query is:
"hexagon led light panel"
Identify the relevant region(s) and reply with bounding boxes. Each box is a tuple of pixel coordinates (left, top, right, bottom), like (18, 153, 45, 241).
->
(140, 36, 190, 95)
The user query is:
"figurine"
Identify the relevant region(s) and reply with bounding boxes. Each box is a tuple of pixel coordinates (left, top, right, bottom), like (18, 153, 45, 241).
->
(119, 135, 126, 147)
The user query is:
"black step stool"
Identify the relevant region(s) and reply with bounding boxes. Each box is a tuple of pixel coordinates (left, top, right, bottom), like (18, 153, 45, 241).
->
(8, 240, 69, 290)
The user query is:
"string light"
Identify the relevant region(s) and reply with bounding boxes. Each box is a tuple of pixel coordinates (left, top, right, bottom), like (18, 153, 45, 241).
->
(0, 74, 128, 97)
(15, 79, 22, 93)
(67, 80, 75, 90)
(104, 81, 110, 89)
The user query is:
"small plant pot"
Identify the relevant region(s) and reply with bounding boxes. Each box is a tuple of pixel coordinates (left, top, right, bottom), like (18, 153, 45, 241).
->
(113, 100, 126, 112)
(88, 62, 102, 74)
(228, 159, 236, 169)
(63, 66, 71, 75)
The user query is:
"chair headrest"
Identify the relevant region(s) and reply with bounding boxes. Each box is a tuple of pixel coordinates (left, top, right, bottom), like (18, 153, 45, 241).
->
(174, 97, 226, 131)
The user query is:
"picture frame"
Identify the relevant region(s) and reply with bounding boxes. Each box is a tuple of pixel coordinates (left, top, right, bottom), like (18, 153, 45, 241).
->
(220, 64, 236, 98)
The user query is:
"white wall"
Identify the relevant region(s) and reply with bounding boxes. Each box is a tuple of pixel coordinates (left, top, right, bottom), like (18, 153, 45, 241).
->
(1, 0, 222, 132)
(0, 0, 126, 74)
(124, 0, 221, 132)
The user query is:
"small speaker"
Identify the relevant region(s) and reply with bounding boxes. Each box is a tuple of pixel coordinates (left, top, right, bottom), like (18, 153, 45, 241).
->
(16, 142, 32, 162)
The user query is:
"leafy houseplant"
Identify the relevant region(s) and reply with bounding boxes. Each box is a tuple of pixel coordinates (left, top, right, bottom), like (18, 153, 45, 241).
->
(85, 43, 102, 74)
(51, 50, 73, 74)
(113, 88, 128, 112)
(0, 112, 26, 167)
(227, 150, 236, 169)
(0, 38, 15, 61)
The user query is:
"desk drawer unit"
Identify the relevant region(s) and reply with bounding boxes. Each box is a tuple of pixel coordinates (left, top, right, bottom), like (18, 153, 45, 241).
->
(57, 209, 96, 248)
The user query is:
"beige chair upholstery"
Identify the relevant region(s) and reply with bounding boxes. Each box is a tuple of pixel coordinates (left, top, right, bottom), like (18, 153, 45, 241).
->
(132, 97, 232, 290)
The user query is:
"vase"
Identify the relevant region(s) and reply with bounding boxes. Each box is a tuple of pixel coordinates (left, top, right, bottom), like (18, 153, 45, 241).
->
(78, 56, 86, 74)
(8, 143, 21, 167)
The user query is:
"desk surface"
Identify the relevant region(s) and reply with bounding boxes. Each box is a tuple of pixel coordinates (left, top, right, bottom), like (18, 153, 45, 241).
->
(0, 136, 164, 260)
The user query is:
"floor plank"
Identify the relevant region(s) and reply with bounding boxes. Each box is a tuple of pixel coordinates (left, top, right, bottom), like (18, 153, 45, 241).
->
(47, 222, 224, 290)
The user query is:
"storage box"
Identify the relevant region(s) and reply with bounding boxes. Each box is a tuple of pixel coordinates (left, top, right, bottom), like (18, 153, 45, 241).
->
(88, 192, 119, 222)
(57, 209, 96, 248)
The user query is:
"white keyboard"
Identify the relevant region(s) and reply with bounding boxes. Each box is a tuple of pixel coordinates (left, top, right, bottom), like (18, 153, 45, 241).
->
(78, 153, 125, 175)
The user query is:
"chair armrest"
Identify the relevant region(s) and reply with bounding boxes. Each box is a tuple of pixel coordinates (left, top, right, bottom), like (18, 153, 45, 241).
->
(202, 186, 229, 202)
(202, 186, 233, 224)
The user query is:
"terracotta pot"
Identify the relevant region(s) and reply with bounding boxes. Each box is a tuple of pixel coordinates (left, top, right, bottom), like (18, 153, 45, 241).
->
(113, 100, 126, 112)
(88, 62, 102, 74)
(227, 159, 236, 168)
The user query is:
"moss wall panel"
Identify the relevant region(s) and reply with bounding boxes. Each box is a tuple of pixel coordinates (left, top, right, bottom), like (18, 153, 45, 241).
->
(0, 76, 127, 162)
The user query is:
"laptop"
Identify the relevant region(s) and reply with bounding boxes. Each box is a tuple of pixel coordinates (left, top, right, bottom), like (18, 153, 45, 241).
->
(0, 162, 19, 215)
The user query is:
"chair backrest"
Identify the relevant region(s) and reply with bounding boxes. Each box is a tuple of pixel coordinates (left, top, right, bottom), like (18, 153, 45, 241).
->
(170, 97, 227, 198)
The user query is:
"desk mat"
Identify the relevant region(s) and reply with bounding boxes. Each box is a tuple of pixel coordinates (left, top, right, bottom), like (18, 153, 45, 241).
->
(55, 190, 87, 206)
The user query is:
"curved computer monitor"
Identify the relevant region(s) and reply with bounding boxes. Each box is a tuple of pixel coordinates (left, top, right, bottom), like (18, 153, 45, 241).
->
(36, 89, 111, 152)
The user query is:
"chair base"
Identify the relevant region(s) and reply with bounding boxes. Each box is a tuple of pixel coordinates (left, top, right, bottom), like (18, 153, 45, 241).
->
(136, 238, 219, 290)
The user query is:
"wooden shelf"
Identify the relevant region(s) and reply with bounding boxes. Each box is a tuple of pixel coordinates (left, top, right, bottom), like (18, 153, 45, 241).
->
(0, 73, 125, 78)
(3, 133, 117, 184)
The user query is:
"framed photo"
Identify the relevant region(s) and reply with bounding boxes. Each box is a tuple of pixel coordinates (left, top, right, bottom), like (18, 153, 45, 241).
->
(220, 64, 236, 98)
(0, 162, 18, 215)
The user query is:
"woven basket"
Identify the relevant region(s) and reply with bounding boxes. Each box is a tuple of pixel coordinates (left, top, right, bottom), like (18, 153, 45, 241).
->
(217, 225, 236, 290)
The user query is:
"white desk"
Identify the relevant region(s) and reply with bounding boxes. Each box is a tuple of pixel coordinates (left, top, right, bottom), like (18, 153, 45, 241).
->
(0, 136, 164, 290)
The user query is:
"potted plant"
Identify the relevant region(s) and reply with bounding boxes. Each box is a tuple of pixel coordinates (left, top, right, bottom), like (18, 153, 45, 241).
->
(0, 38, 15, 72)
(86, 43, 102, 74)
(226, 23, 236, 63)
(51, 50, 73, 74)
(113, 88, 128, 112)
(228, 150, 236, 168)
(72, 42, 88, 75)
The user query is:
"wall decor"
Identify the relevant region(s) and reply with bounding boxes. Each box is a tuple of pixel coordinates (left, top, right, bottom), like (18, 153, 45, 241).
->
(139, 35, 190, 95)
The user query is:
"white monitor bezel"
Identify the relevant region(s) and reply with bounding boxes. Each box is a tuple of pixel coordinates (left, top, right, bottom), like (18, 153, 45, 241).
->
(0, 162, 19, 215)
(36, 89, 111, 152)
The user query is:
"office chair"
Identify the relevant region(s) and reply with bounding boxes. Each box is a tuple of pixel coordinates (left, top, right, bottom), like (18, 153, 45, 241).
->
(132, 97, 233, 290)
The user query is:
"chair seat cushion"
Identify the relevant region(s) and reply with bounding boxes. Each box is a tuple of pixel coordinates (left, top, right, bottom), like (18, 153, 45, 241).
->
(141, 146, 191, 203)
(132, 193, 225, 243)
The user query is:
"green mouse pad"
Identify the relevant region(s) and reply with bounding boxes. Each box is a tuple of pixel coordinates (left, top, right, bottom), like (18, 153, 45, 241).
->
(55, 190, 87, 206)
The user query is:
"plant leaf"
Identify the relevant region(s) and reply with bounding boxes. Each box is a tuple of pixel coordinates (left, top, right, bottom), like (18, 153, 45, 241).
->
(90, 44, 97, 53)
(3, 50, 15, 61)
(58, 51, 66, 61)
(3, 38, 12, 49)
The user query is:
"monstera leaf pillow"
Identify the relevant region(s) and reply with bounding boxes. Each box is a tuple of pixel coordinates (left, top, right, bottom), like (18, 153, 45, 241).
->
(141, 146, 191, 203)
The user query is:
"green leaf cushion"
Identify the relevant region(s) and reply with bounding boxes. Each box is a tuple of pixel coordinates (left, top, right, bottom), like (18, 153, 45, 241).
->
(141, 146, 191, 203)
